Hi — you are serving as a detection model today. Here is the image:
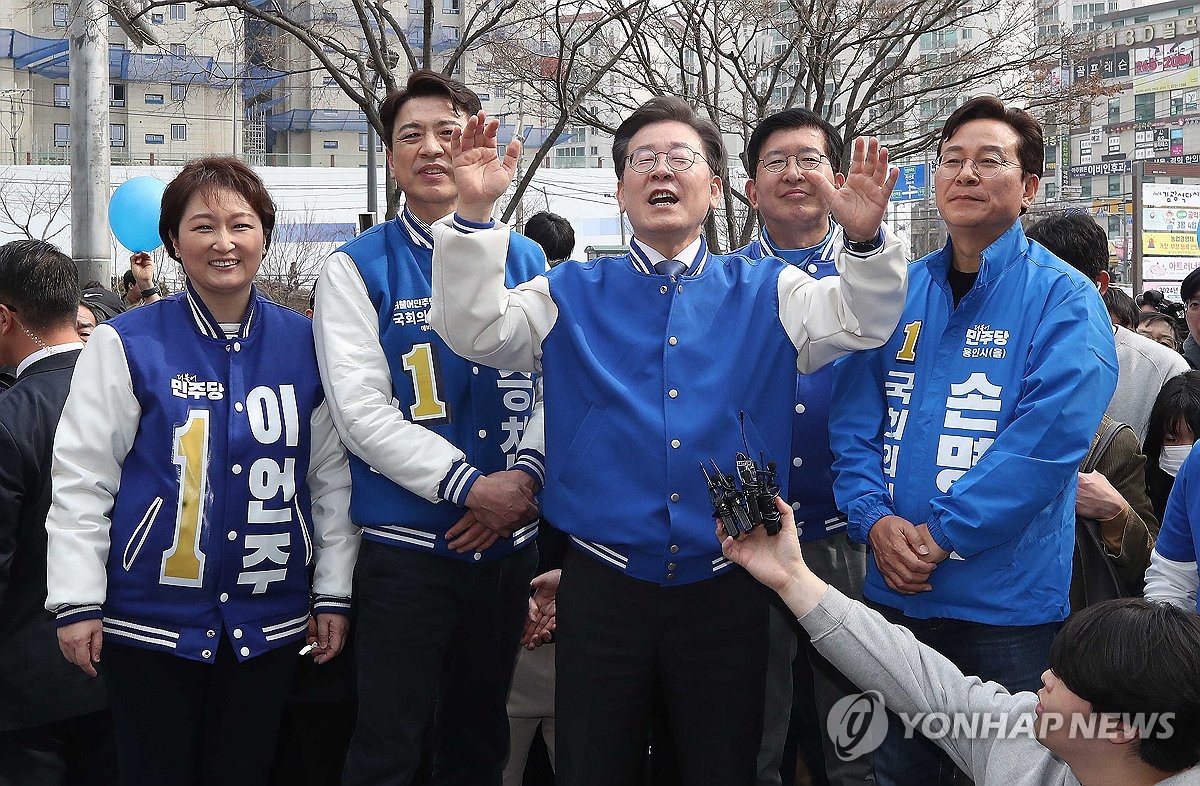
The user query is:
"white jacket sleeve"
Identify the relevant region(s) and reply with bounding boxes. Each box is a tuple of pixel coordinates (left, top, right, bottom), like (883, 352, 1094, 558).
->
(314, 251, 475, 503)
(778, 226, 908, 374)
(306, 400, 359, 609)
(1144, 547, 1199, 611)
(45, 325, 140, 615)
(427, 220, 558, 374)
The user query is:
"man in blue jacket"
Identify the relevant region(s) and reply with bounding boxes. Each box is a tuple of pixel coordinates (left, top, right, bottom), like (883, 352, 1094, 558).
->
(314, 71, 547, 786)
(427, 97, 906, 785)
(829, 96, 1118, 786)
(736, 108, 875, 785)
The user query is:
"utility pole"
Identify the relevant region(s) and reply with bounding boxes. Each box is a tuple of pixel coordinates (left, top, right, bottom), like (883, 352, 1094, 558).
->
(69, 0, 110, 286)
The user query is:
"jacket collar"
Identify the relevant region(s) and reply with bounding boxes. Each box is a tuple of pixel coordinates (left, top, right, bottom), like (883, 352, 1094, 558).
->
(629, 235, 709, 277)
(183, 279, 259, 340)
(400, 206, 438, 249)
(929, 220, 1027, 287)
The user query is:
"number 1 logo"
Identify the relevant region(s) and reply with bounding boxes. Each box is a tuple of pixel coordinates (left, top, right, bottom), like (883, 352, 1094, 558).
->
(896, 321, 922, 363)
(162, 409, 209, 586)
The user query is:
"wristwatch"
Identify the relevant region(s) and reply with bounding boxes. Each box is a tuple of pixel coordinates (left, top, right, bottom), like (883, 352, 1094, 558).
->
(140, 286, 158, 299)
(843, 230, 883, 253)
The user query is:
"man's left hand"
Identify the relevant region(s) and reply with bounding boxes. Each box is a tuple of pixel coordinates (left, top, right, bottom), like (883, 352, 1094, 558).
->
(809, 136, 899, 243)
(311, 613, 349, 664)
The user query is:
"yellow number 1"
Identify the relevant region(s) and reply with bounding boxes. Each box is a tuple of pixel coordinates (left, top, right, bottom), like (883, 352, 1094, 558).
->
(162, 410, 209, 586)
(896, 320, 922, 363)
(402, 343, 450, 422)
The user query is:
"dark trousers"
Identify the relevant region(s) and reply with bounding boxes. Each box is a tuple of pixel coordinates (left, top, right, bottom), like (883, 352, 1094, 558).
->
(0, 711, 118, 786)
(555, 548, 776, 786)
(102, 636, 297, 786)
(343, 541, 537, 786)
(869, 603, 1061, 786)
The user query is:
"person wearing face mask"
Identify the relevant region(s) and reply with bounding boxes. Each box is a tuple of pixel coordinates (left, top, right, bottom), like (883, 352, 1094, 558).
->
(1144, 372, 1200, 522)
(1145, 374, 1200, 612)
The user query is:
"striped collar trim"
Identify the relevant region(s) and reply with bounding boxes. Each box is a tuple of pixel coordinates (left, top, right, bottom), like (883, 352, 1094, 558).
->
(400, 206, 436, 249)
(629, 235, 709, 277)
(759, 221, 836, 262)
(184, 279, 258, 340)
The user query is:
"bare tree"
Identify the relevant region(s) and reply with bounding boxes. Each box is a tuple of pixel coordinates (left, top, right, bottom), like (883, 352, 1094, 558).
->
(256, 208, 352, 309)
(576, 0, 1111, 250)
(0, 169, 71, 242)
(474, 0, 650, 222)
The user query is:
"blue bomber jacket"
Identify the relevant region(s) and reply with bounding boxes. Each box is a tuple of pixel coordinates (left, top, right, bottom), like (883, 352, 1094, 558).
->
(830, 221, 1118, 626)
(46, 285, 358, 663)
(316, 209, 546, 561)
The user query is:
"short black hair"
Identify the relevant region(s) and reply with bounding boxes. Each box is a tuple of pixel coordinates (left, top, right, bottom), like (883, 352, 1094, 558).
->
(612, 96, 726, 180)
(0, 239, 79, 332)
(379, 70, 481, 149)
(938, 96, 1044, 179)
(1049, 598, 1200, 772)
(1025, 212, 1108, 283)
(745, 108, 845, 176)
(1181, 268, 1200, 303)
(523, 212, 575, 264)
(122, 269, 137, 291)
(1145, 370, 1200, 468)
(1103, 288, 1139, 330)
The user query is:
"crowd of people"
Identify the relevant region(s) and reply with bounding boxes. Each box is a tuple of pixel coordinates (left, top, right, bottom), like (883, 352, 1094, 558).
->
(0, 69, 1198, 786)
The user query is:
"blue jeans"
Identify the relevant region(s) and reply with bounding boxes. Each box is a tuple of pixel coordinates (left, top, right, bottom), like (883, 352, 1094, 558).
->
(868, 602, 1061, 786)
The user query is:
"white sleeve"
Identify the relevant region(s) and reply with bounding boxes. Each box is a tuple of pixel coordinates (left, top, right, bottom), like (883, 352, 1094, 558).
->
(1144, 547, 1199, 611)
(306, 401, 359, 606)
(313, 251, 471, 503)
(511, 377, 546, 487)
(778, 226, 908, 374)
(428, 220, 558, 373)
(45, 325, 139, 614)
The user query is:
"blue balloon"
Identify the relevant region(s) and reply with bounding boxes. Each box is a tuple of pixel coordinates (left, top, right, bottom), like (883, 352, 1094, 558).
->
(109, 176, 167, 253)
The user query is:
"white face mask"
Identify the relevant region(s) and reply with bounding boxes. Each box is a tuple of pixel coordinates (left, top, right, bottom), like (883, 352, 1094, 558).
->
(1160, 443, 1194, 478)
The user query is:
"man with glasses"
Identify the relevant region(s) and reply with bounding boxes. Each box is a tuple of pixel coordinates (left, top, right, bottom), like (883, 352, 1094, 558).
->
(425, 96, 906, 785)
(735, 108, 877, 786)
(829, 96, 1118, 786)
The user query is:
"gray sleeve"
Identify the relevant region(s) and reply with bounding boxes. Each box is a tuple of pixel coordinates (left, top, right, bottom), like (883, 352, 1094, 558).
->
(801, 589, 1035, 779)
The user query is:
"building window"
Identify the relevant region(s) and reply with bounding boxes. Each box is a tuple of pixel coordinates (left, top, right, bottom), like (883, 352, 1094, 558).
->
(171, 83, 187, 102)
(1108, 174, 1122, 196)
(322, 10, 337, 21)
(322, 76, 338, 86)
(358, 133, 383, 151)
(169, 43, 187, 57)
(1043, 181, 1057, 201)
(54, 124, 70, 147)
(109, 43, 126, 55)
(110, 123, 125, 147)
(323, 140, 339, 149)
(145, 133, 164, 144)
(1134, 93, 1155, 122)
(53, 3, 68, 26)
(170, 3, 186, 20)
(408, 0, 421, 11)
(110, 84, 125, 107)
(1108, 97, 1120, 124)
(442, 0, 459, 13)
(151, 12, 164, 24)
(171, 124, 187, 141)
(54, 83, 69, 107)
(145, 93, 164, 104)
(1080, 178, 1092, 198)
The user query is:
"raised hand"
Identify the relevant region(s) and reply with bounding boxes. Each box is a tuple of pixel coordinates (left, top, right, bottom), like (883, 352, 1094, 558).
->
(450, 111, 523, 222)
(807, 137, 899, 242)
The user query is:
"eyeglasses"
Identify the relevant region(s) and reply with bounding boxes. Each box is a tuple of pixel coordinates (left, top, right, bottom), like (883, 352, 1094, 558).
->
(758, 153, 830, 173)
(627, 146, 708, 174)
(933, 155, 1019, 179)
